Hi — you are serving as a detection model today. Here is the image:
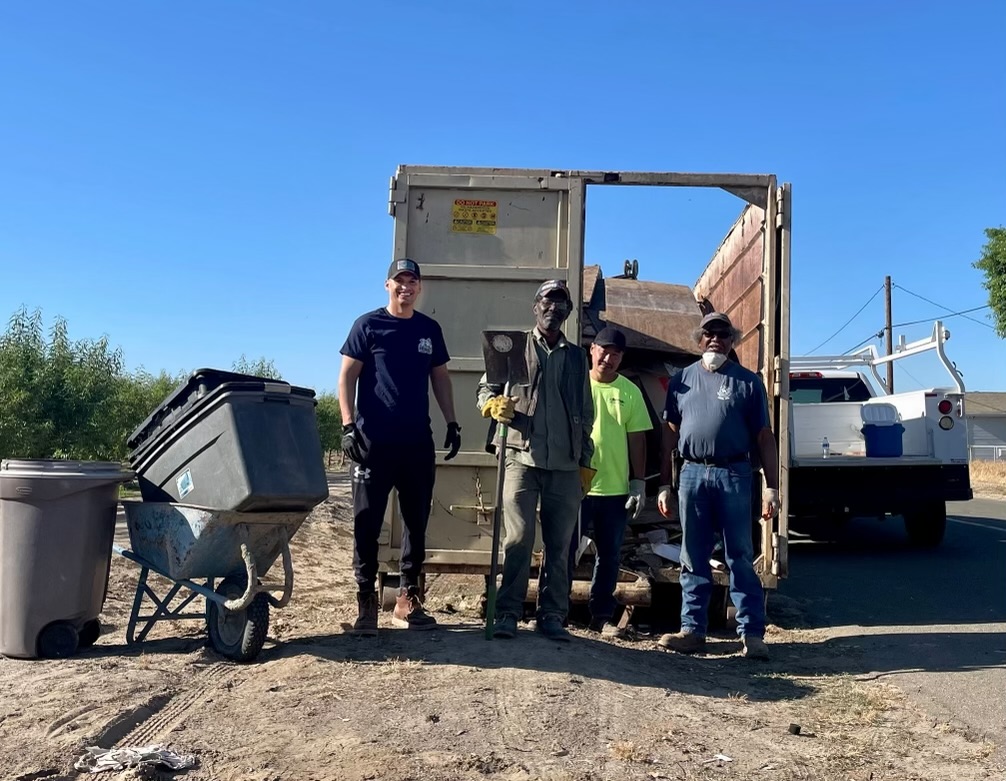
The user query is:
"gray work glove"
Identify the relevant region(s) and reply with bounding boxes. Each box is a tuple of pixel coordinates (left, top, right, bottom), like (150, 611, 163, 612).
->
(625, 479, 646, 520)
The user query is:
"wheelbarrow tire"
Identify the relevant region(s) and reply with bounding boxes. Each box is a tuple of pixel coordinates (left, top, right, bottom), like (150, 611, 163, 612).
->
(207, 576, 270, 663)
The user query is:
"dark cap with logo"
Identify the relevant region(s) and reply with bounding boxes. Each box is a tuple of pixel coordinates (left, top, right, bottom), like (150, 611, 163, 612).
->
(534, 279, 571, 301)
(699, 312, 733, 330)
(388, 258, 421, 280)
(593, 326, 627, 351)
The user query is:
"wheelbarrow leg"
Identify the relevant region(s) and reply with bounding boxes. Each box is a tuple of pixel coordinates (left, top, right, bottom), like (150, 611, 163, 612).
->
(126, 566, 150, 645)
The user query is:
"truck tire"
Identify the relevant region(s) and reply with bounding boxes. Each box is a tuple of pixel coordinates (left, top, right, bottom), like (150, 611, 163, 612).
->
(903, 502, 947, 548)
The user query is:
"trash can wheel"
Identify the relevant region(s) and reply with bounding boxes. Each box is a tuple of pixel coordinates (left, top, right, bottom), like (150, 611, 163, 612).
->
(37, 621, 79, 659)
(78, 619, 101, 648)
(206, 576, 270, 663)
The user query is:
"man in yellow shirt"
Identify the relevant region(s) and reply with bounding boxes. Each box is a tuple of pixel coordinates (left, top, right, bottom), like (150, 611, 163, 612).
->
(569, 327, 652, 638)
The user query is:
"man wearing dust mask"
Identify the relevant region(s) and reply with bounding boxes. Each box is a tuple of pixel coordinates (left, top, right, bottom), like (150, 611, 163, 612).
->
(654, 312, 780, 660)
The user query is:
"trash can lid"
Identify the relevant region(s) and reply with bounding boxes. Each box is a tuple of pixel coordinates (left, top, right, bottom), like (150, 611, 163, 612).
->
(860, 403, 900, 426)
(0, 459, 134, 480)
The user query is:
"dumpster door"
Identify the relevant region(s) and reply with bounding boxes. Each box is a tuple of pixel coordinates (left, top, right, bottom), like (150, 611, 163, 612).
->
(382, 167, 585, 570)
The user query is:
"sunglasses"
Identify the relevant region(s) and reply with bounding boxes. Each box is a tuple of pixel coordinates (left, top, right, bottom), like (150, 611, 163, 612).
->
(702, 329, 733, 339)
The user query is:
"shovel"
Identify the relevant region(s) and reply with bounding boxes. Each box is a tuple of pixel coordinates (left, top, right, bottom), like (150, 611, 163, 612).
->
(480, 329, 529, 640)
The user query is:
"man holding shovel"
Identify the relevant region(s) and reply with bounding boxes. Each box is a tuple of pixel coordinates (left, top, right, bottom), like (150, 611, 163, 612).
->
(477, 279, 594, 642)
(339, 258, 461, 636)
(568, 326, 652, 639)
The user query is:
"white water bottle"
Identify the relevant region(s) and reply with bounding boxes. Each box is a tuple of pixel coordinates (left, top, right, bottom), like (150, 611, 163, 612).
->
(822, 436, 830, 459)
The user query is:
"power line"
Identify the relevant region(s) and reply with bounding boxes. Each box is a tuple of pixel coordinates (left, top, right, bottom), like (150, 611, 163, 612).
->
(893, 284, 994, 329)
(891, 304, 991, 329)
(807, 285, 885, 354)
(839, 330, 884, 356)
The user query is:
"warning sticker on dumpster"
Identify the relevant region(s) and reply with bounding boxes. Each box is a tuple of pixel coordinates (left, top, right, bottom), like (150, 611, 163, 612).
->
(176, 469, 193, 499)
(452, 199, 497, 234)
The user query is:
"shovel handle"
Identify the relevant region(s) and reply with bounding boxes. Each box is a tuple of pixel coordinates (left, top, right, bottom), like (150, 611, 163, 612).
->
(485, 382, 510, 640)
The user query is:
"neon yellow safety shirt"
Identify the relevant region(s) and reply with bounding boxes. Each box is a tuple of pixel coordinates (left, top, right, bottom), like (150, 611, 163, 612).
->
(588, 373, 652, 496)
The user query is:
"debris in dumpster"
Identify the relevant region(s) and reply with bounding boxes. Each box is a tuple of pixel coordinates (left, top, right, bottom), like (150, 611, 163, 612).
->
(74, 744, 197, 773)
(651, 543, 681, 563)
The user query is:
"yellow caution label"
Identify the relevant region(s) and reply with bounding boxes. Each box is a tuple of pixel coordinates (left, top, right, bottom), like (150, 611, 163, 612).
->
(452, 199, 497, 234)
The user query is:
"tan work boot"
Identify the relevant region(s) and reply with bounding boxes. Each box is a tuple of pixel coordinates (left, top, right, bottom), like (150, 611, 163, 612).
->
(392, 586, 437, 630)
(353, 591, 378, 636)
(657, 631, 707, 654)
(742, 635, 770, 660)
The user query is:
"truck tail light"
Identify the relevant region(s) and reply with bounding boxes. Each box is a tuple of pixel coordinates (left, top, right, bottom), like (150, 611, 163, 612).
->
(790, 372, 823, 379)
(938, 416, 954, 431)
(938, 399, 953, 414)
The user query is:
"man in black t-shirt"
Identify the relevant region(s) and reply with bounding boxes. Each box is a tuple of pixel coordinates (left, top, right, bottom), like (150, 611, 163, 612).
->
(339, 258, 461, 635)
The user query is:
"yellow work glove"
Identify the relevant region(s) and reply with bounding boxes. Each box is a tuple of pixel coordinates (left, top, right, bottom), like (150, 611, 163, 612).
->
(579, 466, 597, 497)
(481, 395, 517, 424)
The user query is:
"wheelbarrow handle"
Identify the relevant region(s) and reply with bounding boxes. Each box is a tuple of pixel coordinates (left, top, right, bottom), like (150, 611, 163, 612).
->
(265, 527, 294, 609)
(222, 525, 259, 612)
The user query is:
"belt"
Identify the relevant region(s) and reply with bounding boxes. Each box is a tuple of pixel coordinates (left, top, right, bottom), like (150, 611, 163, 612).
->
(684, 455, 748, 467)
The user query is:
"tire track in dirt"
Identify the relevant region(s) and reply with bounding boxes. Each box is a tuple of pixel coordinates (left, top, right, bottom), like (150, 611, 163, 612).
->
(100, 662, 235, 747)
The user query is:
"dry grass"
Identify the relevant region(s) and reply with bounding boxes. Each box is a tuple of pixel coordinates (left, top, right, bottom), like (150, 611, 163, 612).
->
(970, 460, 1006, 498)
(608, 740, 650, 763)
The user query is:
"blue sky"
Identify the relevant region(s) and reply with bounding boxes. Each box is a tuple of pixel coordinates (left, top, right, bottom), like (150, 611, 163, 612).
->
(1, 2, 1003, 394)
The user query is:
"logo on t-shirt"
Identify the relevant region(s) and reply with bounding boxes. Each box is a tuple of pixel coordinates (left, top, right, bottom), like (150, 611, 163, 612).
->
(418, 338, 433, 355)
(353, 465, 371, 482)
(717, 380, 732, 401)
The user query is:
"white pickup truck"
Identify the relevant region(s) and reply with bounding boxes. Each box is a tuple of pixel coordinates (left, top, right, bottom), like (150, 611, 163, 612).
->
(787, 321, 972, 546)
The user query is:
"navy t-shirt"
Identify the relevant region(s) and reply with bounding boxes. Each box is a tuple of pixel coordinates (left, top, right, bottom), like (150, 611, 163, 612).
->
(662, 360, 770, 462)
(341, 308, 450, 445)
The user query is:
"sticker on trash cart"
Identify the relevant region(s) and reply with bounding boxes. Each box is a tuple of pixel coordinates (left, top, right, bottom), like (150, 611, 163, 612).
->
(452, 199, 497, 235)
(176, 469, 194, 499)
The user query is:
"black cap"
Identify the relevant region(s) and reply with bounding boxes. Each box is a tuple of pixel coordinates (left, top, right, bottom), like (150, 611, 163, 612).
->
(593, 326, 627, 351)
(388, 258, 421, 280)
(700, 312, 733, 330)
(534, 279, 571, 301)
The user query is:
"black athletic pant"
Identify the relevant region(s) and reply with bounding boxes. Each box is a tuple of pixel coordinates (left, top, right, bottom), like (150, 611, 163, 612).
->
(351, 438, 436, 592)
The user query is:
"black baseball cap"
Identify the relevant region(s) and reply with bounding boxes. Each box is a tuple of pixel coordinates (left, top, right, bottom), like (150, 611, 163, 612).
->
(534, 279, 571, 301)
(699, 312, 733, 330)
(388, 258, 421, 280)
(593, 326, 627, 351)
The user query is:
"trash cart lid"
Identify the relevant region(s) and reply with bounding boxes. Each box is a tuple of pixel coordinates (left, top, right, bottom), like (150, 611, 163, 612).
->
(0, 459, 134, 480)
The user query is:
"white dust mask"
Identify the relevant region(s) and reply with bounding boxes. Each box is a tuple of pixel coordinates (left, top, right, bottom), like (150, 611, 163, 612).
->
(701, 351, 727, 371)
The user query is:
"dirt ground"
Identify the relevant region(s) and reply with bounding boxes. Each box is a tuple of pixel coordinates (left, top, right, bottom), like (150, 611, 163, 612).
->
(1, 474, 1001, 781)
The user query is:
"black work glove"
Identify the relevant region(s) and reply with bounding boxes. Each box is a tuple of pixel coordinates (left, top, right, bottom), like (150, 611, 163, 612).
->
(341, 423, 366, 464)
(443, 422, 462, 461)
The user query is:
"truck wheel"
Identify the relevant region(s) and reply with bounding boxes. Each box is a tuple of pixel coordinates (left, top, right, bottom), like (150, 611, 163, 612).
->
(903, 503, 947, 548)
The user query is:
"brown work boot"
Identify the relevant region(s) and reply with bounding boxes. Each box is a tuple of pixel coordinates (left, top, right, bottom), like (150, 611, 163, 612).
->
(742, 635, 770, 660)
(353, 591, 378, 636)
(392, 586, 437, 630)
(657, 630, 707, 654)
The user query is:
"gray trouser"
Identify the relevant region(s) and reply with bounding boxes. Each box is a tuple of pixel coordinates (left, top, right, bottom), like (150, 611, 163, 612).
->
(497, 459, 581, 621)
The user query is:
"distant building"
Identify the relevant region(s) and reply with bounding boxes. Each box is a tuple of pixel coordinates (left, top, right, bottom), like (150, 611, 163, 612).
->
(966, 392, 1006, 461)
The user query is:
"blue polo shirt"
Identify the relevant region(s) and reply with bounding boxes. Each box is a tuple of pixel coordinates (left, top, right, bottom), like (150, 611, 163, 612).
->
(662, 360, 769, 462)
(341, 308, 449, 445)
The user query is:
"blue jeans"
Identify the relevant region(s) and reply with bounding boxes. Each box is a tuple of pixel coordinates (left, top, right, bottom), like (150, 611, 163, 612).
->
(567, 494, 628, 622)
(498, 459, 581, 621)
(678, 461, 765, 638)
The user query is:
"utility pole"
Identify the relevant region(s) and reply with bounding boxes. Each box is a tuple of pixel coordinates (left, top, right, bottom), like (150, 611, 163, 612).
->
(884, 276, 894, 393)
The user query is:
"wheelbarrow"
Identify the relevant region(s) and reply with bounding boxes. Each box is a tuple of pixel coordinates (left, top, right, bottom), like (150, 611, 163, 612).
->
(114, 501, 309, 662)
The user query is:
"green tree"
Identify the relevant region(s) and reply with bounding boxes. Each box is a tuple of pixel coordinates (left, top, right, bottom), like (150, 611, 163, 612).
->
(0, 308, 126, 459)
(232, 355, 282, 379)
(974, 226, 1006, 338)
(315, 392, 343, 455)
